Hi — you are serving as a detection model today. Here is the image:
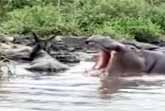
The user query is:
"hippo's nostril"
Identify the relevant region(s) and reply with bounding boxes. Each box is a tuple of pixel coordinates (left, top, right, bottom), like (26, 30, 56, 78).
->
(85, 40, 89, 44)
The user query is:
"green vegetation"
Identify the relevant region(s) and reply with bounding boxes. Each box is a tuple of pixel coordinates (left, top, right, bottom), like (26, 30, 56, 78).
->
(0, 0, 165, 40)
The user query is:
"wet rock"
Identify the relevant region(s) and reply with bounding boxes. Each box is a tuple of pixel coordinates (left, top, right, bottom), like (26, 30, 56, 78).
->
(1, 44, 32, 61)
(75, 52, 95, 61)
(150, 40, 165, 47)
(134, 32, 159, 43)
(45, 36, 88, 63)
(0, 57, 12, 79)
(26, 51, 69, 72)
(0, 41, 69, 73)
(13, 34, 81, 63)
(53, 35, 88, 51)
(122, 41, 159, 50)
(0, 35, 14, 43)
(50, 51, 80, 63)
(13, 34, 36, 46)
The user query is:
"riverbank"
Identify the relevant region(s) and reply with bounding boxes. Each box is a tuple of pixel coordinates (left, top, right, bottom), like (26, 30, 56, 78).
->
(1, 33, 165, 80)
(0, 0, 165, 41)
(0, 34, 92, 79)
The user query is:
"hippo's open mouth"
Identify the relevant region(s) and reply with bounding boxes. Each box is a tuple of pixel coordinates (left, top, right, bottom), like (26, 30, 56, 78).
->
(94, 50, 111, 70)
(85, 37, 116, 75)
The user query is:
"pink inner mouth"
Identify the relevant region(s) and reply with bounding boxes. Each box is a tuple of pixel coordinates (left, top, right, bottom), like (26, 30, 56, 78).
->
(93, 50, 111, 70)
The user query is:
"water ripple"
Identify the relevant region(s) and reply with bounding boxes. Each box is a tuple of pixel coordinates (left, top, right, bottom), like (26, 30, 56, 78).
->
(0, 62, 165, 111)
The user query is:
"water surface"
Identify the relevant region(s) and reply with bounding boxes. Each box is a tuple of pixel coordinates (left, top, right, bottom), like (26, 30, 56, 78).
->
(0, 61, 165, 111)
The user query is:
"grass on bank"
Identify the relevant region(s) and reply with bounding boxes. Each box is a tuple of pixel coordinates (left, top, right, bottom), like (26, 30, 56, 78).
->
(0, 0, 165, 41)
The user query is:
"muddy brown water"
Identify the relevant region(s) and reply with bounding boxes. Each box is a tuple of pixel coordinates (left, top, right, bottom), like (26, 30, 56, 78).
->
(0, 61, 165, 111)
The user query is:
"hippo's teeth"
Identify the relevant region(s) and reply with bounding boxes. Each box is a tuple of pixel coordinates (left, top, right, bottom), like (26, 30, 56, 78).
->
(104, 51, 116, 72)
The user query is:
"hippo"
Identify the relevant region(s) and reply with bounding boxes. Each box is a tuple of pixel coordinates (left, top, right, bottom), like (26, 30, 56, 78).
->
(85, 36, 165, 77)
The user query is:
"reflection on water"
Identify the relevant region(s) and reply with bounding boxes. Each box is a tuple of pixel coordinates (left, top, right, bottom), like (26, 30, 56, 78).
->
(0, 61, 165, 111)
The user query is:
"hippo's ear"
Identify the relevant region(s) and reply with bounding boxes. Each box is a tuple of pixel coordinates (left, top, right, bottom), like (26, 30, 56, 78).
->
(116, 44, 130, 52)
(105, 42, 126, 52)
(32, 32, 40, 43)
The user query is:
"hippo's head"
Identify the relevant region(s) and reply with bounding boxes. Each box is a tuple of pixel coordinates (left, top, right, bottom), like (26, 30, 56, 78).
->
(85, 35, 145, 76)
(85, 36, 126, 70)
(85, 36, 126, 52)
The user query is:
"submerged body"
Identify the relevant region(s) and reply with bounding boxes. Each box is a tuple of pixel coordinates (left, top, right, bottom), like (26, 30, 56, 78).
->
(143, 50, 165, 73)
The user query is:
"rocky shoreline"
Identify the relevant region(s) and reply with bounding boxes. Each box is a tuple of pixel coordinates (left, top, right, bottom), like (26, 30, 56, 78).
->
(0, 34, 92, 78)
(0, 34, 165, 79)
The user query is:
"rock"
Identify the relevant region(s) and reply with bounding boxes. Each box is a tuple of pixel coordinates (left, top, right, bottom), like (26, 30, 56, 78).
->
(48, 36, 89, 63)
(0, 35, 14, 43)
(122, 41, 159, 50)
(0, 41, 69, 72)
(75, 52, 95, 61)
(26, 51, 69, 72)
(134, 32, 159, 43)
(150, 40, 165, 47)
(1, 44, 32, 61)
(53, 35, 88, 51)
(13, 34, 36, 46)
(0, 61, 11, 79)
(50, 51, 80, 63)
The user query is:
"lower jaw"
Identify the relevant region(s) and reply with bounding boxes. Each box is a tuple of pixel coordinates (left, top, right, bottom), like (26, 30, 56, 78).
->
(87, 68, 106, 77)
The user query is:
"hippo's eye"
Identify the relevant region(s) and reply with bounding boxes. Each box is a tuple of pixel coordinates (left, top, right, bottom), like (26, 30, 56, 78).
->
(129, 46, 137, 50)
(86, 41, 96, 46)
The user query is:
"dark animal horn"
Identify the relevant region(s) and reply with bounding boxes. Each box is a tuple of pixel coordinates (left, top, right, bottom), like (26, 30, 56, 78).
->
(32, 32, 40, 43)
(47, 35, 56, 41)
